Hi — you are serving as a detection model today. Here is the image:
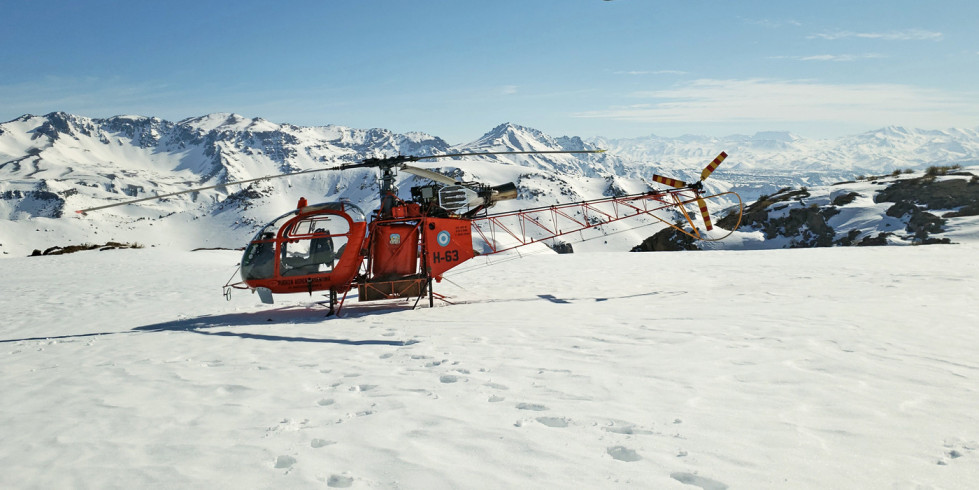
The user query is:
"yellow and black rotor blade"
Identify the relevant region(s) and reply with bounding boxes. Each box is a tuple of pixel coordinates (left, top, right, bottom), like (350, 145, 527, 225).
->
(700, 152, 727, 181)
(695, 195, 713, 231)
(651, 174, 688, 189)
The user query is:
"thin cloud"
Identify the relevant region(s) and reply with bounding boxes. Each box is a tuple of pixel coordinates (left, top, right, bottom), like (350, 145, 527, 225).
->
(573, 78, 979, 130)
(613, 70, 687, 76)
(809, 28, 943, 41)
(772, 53, 886, 62)
(500, 85, 518, 95)
(740, 17, 803, 28)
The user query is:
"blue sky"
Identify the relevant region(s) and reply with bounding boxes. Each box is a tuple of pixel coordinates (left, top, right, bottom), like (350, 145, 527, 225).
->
(1, 0, 977, 143)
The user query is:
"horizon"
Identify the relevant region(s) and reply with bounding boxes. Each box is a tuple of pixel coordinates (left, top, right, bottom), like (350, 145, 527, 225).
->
(6, 110, 978, 145)
(2, 1, 978, 144)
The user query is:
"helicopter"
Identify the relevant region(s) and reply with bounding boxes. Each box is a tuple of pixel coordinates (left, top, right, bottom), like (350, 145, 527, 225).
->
(77, 149, 742, 315)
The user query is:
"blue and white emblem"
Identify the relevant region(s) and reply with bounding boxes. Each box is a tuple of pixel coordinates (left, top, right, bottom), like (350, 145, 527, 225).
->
(436, 230, 451, 247)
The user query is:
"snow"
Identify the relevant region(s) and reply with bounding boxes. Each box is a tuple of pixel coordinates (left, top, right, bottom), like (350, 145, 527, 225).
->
(179, 113, 280, 134)
(3, 245, 977, 488)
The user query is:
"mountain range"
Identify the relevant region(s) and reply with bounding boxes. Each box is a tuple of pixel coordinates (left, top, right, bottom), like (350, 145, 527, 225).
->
(3, 112, 979, 256)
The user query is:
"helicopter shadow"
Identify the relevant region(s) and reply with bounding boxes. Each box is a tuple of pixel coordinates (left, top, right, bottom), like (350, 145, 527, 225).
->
(1, 302, 422, 346)
(132, 305, 416, 346)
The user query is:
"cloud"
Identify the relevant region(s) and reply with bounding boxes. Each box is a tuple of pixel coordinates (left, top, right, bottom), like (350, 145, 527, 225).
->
(573, 78, 979, 130)
(613, 70, 687, 76)
(772, 53, 886, 62)
(809, 28, 943, 41)
(740, 17, 803, 28)
(500, 85, 518, 95)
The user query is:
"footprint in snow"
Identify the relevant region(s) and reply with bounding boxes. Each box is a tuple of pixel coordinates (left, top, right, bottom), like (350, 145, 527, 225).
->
(607, 446, 641, 462)
(274, 455, 297, 469)
(317, 398, 335, 406)
(327, 474, 354, 488)
(669, 472, 728, 490)
(602, 421, 655, 435)
(440, 375, 459, 383)
(938, 439, 975, 465)
(516, 403, 548, 411)
(536, 417, 569, 428)
(310, 439, 336, 448)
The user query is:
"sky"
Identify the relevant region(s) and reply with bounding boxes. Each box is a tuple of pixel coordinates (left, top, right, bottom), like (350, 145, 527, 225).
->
(1, 0, 978, 144)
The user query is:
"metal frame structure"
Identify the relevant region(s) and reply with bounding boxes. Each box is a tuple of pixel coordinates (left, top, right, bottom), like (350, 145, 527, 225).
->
(471, 188, 742, 255)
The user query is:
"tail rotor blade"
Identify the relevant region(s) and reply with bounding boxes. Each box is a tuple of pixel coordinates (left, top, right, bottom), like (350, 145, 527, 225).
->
(700, 152, 727, 181)
(651, 174, 687, 189)
(696, 195, 713, 231)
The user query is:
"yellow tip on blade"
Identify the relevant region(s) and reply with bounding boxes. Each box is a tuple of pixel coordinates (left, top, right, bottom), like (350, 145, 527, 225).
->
(700, 151, 728, 181)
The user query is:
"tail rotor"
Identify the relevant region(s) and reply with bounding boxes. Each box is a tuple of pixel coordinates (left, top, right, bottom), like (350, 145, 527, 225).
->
(650, 151, 728, 234)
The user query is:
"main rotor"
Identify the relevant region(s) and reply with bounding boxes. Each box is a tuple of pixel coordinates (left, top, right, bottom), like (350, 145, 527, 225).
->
(75, 149, 607, 215)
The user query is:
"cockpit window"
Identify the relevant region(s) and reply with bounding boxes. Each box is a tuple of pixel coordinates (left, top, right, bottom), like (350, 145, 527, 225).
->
(279, 215, 350, 276)
(241, 231, 276, 280)
(240, 202, 361, 282)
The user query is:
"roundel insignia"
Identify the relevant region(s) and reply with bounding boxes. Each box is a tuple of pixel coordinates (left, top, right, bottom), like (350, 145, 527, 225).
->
(436, 230, 451, 247)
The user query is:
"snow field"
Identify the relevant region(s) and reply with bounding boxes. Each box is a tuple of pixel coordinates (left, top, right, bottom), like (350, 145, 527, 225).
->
(2, 245, 977, 488)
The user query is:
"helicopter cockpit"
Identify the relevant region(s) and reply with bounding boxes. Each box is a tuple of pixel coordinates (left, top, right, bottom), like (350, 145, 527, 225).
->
(240, 201, 367, 282)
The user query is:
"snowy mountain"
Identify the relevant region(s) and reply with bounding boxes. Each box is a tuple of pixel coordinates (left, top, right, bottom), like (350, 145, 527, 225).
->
(4, 112, 979, 257)
(593, 127, 979, 199)
(0, 114, 711, 256)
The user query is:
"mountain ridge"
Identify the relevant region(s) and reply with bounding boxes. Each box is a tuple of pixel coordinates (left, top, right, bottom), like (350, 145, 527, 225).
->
(4, 111, 979, 256)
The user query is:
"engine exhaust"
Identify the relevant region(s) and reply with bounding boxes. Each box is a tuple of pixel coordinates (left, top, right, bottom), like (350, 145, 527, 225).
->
(489, 182, 518, 203)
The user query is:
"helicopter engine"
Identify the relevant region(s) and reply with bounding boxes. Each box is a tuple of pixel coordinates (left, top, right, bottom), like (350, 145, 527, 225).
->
(412, 182, 518, 214)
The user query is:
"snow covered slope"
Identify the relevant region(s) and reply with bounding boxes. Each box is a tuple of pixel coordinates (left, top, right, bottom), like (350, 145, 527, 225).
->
(2, 246, 977, 488)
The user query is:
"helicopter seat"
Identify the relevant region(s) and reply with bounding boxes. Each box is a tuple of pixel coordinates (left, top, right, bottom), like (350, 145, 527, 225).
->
(308, 229, 335, 269)
(281, 262, 320, 276)
(280, 230, 335, 276)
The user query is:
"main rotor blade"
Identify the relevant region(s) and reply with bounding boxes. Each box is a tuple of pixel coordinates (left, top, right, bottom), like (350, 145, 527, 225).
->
(700, 152, 727, 181)
(74, 150, 605, 214)
(75, 164, 352, 214)
(401, 165, 458, 185)
(415, 149, 605, 160)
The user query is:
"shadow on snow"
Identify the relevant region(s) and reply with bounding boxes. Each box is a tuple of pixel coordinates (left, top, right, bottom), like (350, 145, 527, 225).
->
(2, 303, 416, 346)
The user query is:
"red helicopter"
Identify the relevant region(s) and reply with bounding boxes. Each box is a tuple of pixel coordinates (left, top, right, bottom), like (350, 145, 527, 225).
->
(78, 150, 742, 314)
